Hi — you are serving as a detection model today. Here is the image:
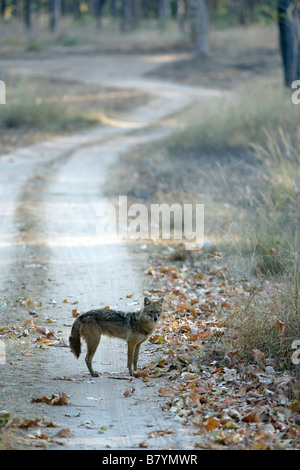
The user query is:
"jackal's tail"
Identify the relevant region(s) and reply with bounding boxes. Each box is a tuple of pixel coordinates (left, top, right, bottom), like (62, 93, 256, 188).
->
(69, 317, 81, 358)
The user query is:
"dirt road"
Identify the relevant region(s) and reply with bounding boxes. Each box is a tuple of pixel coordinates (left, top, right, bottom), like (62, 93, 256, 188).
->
(0, 54, 223, 449)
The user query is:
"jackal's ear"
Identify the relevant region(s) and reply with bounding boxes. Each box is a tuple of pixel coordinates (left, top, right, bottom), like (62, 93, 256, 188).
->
(158, 297, 164, 306)
(144, 297, 151, 306)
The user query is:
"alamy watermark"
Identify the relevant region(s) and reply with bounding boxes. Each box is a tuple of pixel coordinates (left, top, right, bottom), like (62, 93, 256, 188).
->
(0, 340, 6, 365)
(291, 80, 300, 104)
(291, 339, 300, 365)
(96, 196, 204, 250)
(0, 80, 6, 104)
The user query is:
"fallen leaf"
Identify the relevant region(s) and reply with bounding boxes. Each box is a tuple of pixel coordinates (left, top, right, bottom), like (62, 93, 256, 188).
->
(31, 393, 70, 406)
(55, 428, 72, 438)
(53, 376, 75, 381)
(149, 334, 165, 344)
(123, 388, 135, 397)
(158, 388, 174, 397)
(45, 317, 56, 323)
(198, 330, 210, 340)
(18, 418, 40, 428)
(72, 309, 80, 317)
(274, 372, 294, 388)
(251, 441, 269, 450)
(274, 318, 285, 338)
(149, 429, 174, 438)
(214, 398, 237, 409)
(204, 417, 220, 431)
(41, 418, 59, 427)
(242, 411, 260, 423)
(139, 440, 149, 448)
(289, 400, 300, 413)
(252, 349, 266, 364)
(177, 302, 197, 316)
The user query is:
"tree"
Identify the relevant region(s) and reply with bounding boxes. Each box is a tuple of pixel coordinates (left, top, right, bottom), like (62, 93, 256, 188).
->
(159, 0, 171, 27)
(24, 0, 31, 29)
(278, 0, 300, 86)
(1, 0, 6, 17)
(177, 0, 186, 32)
(190, 0, 210, 56)
(120, 0, 141, 32)
(94, 0, 106, 28)
(50, 0, 61, 31)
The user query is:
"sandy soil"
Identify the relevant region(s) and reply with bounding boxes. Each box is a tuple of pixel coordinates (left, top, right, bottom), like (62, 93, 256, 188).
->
(0, 53, 225, 449)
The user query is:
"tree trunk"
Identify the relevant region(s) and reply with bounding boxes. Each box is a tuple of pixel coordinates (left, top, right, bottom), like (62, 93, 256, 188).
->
(120, 0, 130, 31)
(159, 0, 171, 27)
(132, 0, 141, 29)
(1, 0, 6, 17)
(120, 0, 140, 32)
(278, 0, 300, 86)
(73, 0, 81, 18)
(24, 0, 31, 29)
(50, 0, 61, 31)
(190, 0, 209, 56)
(95, 0, 105, 29)
(177, 0, 186, 32)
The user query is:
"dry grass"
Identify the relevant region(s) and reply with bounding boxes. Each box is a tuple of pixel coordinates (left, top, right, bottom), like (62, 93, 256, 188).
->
(0, 73, 149, 154)
(225, 273, 300, 370)
(0, 16, 189, 55)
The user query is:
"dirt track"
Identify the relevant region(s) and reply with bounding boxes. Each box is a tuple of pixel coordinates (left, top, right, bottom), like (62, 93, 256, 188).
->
(0, 54, 224, 449)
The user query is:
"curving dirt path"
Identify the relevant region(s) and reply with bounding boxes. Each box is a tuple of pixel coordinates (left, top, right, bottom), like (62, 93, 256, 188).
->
(0, 54, 223, 450)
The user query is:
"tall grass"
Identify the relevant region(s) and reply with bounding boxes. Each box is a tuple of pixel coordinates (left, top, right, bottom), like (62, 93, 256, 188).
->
(0, 100, 93, 132)
(241, 129, 300, 276)
(0, 77, 97, 133)
(175, 81, 300, 366)
(225, 274, 300, 369)
(144, 78, 300, 366)
(169, 80, 299, 152)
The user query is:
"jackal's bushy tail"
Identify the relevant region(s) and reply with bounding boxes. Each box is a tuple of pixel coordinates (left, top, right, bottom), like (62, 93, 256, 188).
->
(69, 318, 81, 358)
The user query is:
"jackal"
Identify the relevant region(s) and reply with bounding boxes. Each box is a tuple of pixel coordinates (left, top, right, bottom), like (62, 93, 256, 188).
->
(69, 297, 164, 377)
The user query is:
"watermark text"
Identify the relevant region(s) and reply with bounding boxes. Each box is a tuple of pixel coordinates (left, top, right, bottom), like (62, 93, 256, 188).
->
(0, 80, 5, 104)
(96, 196, 204, 250)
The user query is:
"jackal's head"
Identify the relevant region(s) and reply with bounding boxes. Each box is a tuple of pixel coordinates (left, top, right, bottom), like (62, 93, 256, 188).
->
(142, 297, 164, 322)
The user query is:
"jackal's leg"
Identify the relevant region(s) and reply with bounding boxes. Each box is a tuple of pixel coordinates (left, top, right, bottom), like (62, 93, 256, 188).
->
(133, 341, 144, 372)
(84, 331, 101, 377)
(127, 341, 136, 376)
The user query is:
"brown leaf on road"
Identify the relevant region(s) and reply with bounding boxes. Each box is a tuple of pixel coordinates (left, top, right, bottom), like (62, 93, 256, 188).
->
(53, 376, 75, 381)
(18, 418, 40, 428)
(148, 429, 174, 438)
(177, 302, 197, 316)
(251, 441, 269, 450)
(214, 397, 238, 410)
(55, 428, 72, 438)
(31, 393, 70, 405)
(139, 440, 149, 448)
(242, 411, 260, 423)
(203, 416, 220, 431)
(158, 388, 174, 397)
(123, 387, 135, 397)
(198, 330, 210, 340)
